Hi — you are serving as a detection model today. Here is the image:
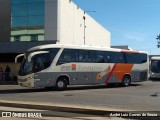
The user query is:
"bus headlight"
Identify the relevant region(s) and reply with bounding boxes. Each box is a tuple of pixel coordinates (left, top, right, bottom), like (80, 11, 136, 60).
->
(19, 76, 33, 82)
(26, 76, 33, 81)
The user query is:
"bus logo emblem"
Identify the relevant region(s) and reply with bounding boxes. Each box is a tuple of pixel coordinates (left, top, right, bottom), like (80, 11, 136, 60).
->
(72, 64, 76, 71)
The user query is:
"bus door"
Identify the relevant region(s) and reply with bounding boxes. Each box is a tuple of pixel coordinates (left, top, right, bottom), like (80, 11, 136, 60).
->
(29, 51, 50, 87)
(34, 72, 47, 87)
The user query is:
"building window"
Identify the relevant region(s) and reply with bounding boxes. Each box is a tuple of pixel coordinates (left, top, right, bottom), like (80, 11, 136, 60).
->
(14, 36, 21, 41)
(11, 0, 45, 42)
(31, 35, 38, 41)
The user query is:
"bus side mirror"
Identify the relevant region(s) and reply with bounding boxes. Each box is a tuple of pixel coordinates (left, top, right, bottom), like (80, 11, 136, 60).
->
(15, 54, 24, 63)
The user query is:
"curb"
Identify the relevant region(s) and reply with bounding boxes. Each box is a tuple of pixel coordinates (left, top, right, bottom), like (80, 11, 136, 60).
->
(0, 100, 160, 119)
(0, 100, 131, 116)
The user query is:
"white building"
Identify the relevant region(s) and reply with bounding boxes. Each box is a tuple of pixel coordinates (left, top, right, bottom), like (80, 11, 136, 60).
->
(57, 0, 110, 46)
(10, 0, 110, 47)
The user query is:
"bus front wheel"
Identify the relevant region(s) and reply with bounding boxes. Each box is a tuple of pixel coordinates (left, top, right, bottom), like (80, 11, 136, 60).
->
(121, 75, 131, 87)
(56, 78, 67, 91)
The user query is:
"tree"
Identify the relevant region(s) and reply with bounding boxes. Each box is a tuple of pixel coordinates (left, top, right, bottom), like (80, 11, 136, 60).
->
(156, 34, 160, 48)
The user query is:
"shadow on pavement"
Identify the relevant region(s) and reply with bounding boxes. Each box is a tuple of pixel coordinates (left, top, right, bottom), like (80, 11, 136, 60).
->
(149, 78, 160, 82)
(0, 83, 141, 94)
(0, 88, 52, 94)
(66, 83, 140, 91)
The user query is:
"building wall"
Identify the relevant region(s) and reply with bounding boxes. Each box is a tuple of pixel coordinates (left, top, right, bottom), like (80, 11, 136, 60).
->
(0, 0, 11, 42)
(11, 29, 44, 41)
(0, 0, 110, 46)
(11, 0, 45, 42)
(45, 0, 58, 41)
(57, 0, 110, 47)
(10, 0, 58, 42)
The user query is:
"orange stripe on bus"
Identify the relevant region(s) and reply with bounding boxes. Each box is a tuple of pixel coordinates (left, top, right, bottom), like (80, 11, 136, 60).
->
(105, 64, 134, 84)
(113, 64, 134, 81)
(105, 64, 117, 84)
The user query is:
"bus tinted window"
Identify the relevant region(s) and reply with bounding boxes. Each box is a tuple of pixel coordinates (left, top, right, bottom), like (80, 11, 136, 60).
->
(109, 52, 125, 63)
(58, 49, 75, 64)
(103, 51, 111, 63)
(58, 49, 95, 64)
(19, 48, 60, 76)
(92, 51, 125, 63)
(58, 49, 147, 65)
(151, 60, 160, 73)
(94, 51, 105, 63)
(49, 48, 60, 63)
(33, 53, 50, 73)
(125, 53, 147, 64)
(137, 53, 147, 63)
(76, 50, 93, 62)
(125, 53, 136, 63)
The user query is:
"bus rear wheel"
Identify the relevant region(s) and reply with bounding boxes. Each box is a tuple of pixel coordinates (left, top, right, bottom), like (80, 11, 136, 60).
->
(56, 78, 67, 91)
(121, 75, 131, 87)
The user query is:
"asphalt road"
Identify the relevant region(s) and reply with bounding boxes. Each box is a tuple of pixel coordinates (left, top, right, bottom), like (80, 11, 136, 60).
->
(0, 80, 159, 112)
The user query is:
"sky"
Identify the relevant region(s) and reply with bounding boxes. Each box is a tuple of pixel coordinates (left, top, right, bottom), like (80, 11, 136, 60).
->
(72, 0, 160, 55)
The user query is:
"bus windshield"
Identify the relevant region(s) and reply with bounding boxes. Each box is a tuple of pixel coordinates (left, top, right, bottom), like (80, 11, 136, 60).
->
(151, 60, 160, 73)
(19, 48, 60, 76)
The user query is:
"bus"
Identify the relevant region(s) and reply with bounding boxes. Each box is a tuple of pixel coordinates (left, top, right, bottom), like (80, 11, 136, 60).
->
(150, 56, 160, 79)
(15, 44, 149, 90)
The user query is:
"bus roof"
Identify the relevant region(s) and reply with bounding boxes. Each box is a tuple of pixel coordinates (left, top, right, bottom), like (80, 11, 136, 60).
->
(27, 44, 147, 54)
(151, 56, 160, 60)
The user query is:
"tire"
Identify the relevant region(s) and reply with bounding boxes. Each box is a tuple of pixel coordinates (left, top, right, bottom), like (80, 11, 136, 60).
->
(56, 78, 67, 91)
(121, 75, 131, 87)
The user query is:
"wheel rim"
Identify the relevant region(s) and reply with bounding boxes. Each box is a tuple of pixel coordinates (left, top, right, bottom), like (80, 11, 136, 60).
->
(57, 81, 64, 88)
(124, 77, 130, 86)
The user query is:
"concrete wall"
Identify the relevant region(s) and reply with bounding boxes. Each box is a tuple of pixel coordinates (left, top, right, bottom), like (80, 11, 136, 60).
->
(57, 0, 110, 47)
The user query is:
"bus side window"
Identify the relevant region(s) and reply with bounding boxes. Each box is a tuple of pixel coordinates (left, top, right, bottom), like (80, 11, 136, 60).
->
(96, 51, 105, 63)
(136, 54, 147, 63)
(125, 53, 135, 63)
(57, 49, 76, 65)
(57, 49, 70, 65)
(77, 50, 92, 62)
(78, 51, 83, 62)
(125, 53, 147, 64)
(109, 52, 125, 63)
(87, 50, 94, 62)
(104, 51, 111, 63)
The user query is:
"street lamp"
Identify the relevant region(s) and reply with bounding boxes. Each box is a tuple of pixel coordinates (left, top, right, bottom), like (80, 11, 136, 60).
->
(83, 11, 95, 45)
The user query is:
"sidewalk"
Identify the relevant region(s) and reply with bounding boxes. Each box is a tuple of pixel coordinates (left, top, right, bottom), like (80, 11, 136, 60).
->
(0, 100, 159, 120)
(0, 100, 129, 114)
(0, 81, 17, 85)
(0, 100, 128, 120)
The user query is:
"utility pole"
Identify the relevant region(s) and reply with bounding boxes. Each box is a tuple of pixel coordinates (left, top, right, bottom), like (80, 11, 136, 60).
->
(83, 13, 86, 45)
(83, 11, 95, 45)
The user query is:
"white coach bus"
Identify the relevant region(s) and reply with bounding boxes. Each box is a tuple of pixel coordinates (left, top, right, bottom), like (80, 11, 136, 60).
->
(150, 56, 160, 79)
(15, 44, 149, 90)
